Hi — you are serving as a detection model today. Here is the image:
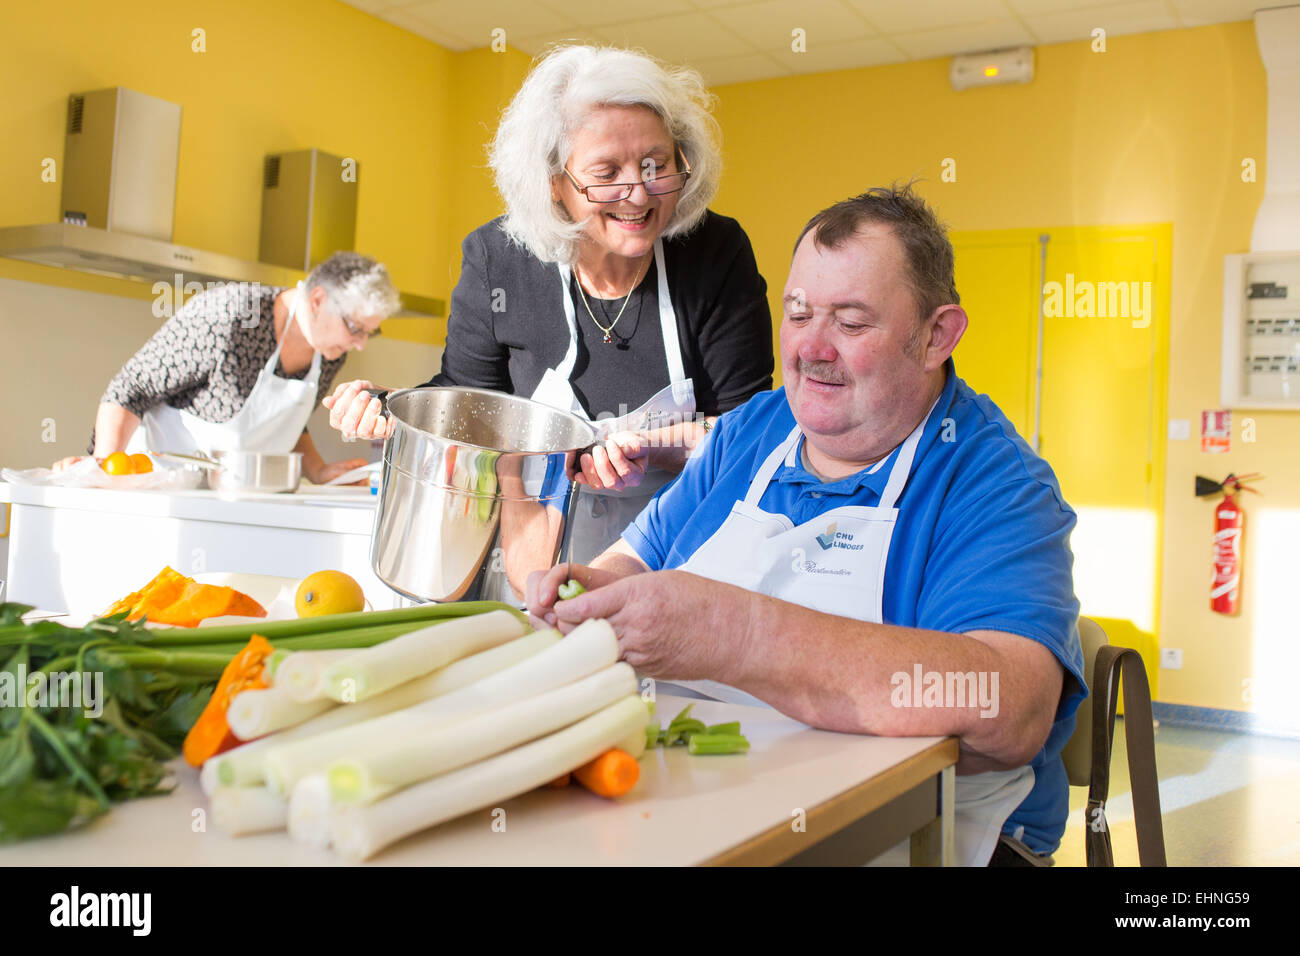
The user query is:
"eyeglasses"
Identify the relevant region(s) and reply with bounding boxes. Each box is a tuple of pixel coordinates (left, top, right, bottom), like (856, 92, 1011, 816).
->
(339, 312, 382, 341)
(562, 151, 692, 204)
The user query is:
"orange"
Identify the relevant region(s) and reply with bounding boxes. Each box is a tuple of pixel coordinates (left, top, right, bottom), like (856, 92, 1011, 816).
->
(130, 453, 154, 474)
(101, 451, 135, 475)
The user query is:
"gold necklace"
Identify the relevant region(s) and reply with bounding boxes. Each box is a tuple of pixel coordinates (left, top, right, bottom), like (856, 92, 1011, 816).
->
(574, 254, 649, 344)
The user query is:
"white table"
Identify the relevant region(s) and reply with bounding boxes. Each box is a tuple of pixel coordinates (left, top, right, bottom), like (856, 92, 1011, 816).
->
(0, 695, 957, 867)
(0, 482, 402, 614)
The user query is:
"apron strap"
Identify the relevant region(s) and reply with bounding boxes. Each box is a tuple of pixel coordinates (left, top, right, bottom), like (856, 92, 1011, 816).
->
(877, 394, 942, 511)
(553, 264, 582, 383)
(267, 283, 322, 384)
(652, 239, 687, 390)
(555, 238, 680, 404)
(1086, 645, 1167, 867)
(743, 425, 802, 507)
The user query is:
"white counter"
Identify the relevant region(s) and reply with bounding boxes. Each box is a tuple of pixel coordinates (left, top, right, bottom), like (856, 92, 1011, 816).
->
(0, 482, 406, 614)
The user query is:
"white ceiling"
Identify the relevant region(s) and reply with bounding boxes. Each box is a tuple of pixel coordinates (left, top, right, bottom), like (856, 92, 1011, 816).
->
(340, 0, 1267, 86)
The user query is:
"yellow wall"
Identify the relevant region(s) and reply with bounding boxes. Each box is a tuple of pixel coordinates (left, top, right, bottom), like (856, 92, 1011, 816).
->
(710, 23, 1286, 717)
(0, 0, 455, 305)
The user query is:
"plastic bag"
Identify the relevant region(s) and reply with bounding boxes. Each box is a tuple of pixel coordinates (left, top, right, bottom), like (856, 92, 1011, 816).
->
(1, 457, 204, 491)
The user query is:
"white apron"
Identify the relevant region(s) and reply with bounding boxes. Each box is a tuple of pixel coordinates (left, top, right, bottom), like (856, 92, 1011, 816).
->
(128, 284, 322, 456)
(531, 238, 696, 564)
(666, 407, 1035, 866)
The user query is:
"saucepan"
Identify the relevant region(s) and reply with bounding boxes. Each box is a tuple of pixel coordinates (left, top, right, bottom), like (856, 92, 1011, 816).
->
(155, 450, 303, 494)
(370, 387, 596, 604)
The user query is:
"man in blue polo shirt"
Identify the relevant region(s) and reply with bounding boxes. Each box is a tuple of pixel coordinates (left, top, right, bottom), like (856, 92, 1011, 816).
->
(527, 184, 1086, 866)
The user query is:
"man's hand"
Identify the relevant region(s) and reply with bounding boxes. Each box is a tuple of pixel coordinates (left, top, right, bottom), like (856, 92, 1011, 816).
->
(569, 432, 648, 491)
(543, 569, 753, 682)
(525, 562, 630, 628)
(323, 379, 395, 440)
(310, 457, 369, 485)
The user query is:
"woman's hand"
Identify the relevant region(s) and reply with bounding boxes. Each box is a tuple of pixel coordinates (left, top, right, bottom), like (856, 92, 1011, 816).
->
(310, 457, 369, 485)
(52, 456, 91, 472)
(568, 432, 649, 491)
(323, 379, 395, 440)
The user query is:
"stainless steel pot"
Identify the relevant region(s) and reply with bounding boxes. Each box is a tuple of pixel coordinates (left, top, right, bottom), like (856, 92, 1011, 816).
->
(371, 387, 596, 603)
(156, 450, 303, 493)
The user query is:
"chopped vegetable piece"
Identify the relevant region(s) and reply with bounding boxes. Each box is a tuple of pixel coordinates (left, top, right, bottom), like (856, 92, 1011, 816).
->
(644, 698, 655, 717)
(686, 733, 750, 755)
(668, 718, 707, 737)
(557, 580, 586, 601)
(705, 722, 741, 736)
(181, 635, 274, 767)
(644, 723, 661, 749)
(572, 748, 640, 798)
(546, 774, 571, 788)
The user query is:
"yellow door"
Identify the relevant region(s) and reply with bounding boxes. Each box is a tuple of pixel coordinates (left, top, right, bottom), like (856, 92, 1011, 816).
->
(951, 225, 1171, 692)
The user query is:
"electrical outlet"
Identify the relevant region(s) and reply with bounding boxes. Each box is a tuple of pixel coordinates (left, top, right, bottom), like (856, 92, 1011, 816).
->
(1160, 648, 1183, 670)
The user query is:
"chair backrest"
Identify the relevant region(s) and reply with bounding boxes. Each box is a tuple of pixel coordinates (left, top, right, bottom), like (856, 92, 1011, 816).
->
(1060, 616, 1109, 787)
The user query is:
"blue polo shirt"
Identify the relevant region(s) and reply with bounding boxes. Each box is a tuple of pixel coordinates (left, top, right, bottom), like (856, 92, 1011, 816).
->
(624, 360, 1086, 855)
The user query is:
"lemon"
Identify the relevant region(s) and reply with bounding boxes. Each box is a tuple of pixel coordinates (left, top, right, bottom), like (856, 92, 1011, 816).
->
(295, 570, 365, 617)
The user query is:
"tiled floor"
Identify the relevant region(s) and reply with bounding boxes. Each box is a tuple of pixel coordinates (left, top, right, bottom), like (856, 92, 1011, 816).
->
(1054, 719, 1300, 866)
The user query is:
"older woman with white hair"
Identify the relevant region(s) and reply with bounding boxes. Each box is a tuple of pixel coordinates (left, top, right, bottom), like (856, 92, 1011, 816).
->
(60, 251, 400, 484)
(326, 45, 773, 567)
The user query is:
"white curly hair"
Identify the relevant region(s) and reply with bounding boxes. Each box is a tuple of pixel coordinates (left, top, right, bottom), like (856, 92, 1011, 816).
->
(489, 45, 722, 265)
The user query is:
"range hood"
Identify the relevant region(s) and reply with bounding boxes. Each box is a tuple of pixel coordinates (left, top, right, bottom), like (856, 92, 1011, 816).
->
(0, 87, 442, 318)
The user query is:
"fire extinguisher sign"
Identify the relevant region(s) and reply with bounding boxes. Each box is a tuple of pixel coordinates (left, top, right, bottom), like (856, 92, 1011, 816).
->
(1202, 409, 1231, 454)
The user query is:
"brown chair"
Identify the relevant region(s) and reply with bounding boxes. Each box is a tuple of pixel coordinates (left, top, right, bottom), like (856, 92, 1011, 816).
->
(1059, 617, 1167, 866)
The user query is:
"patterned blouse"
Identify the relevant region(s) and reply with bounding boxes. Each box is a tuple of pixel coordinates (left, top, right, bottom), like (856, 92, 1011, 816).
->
(97, 282, 345, 444)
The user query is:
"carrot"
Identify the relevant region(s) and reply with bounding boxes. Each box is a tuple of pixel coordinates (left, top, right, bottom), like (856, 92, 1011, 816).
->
(546, 773, 571, 789)
(572, 748, 639, 799)
(182, 635, 275, 766)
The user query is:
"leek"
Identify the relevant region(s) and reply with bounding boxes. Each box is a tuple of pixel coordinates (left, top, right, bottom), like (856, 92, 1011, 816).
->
(286, 773, 333, 848)
(207, 629, 562, 789)
(329, 695, 649, 861)
(210, 786, 289, 836)
(320, 610, 526, 702)
(272, 649, 362, 702)
(327, 662, 638, 804)
(263, 619, 617, 797)
(226, 685, 336, 741)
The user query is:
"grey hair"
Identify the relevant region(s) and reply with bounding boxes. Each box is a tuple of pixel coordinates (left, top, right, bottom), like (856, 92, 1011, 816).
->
(305, 251, 401, 318)
(489, 44, 722, 264)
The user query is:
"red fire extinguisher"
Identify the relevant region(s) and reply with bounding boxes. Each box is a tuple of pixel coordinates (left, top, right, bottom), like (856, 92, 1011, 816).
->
(1196, 473, 1262, 616)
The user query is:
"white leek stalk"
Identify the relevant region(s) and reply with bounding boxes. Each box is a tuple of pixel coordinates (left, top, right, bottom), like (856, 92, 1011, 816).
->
(287, 773, 333, 848)
(263, 619, 617, 798)
(330, 695, 649, 861)
(203, 629, 560, 793)
(328, 662, 638, 805)
(210, 786, 288, 836)
(273, 649, 362, 702)
(320, 609, 526, 702)
(226, 685, 336, 741)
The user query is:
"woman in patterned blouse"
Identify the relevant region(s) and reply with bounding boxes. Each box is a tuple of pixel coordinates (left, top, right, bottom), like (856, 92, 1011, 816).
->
(57, 252, 400, 484)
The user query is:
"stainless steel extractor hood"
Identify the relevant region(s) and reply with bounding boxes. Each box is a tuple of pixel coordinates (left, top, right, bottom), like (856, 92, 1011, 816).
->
(0, 87, 443, 317)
